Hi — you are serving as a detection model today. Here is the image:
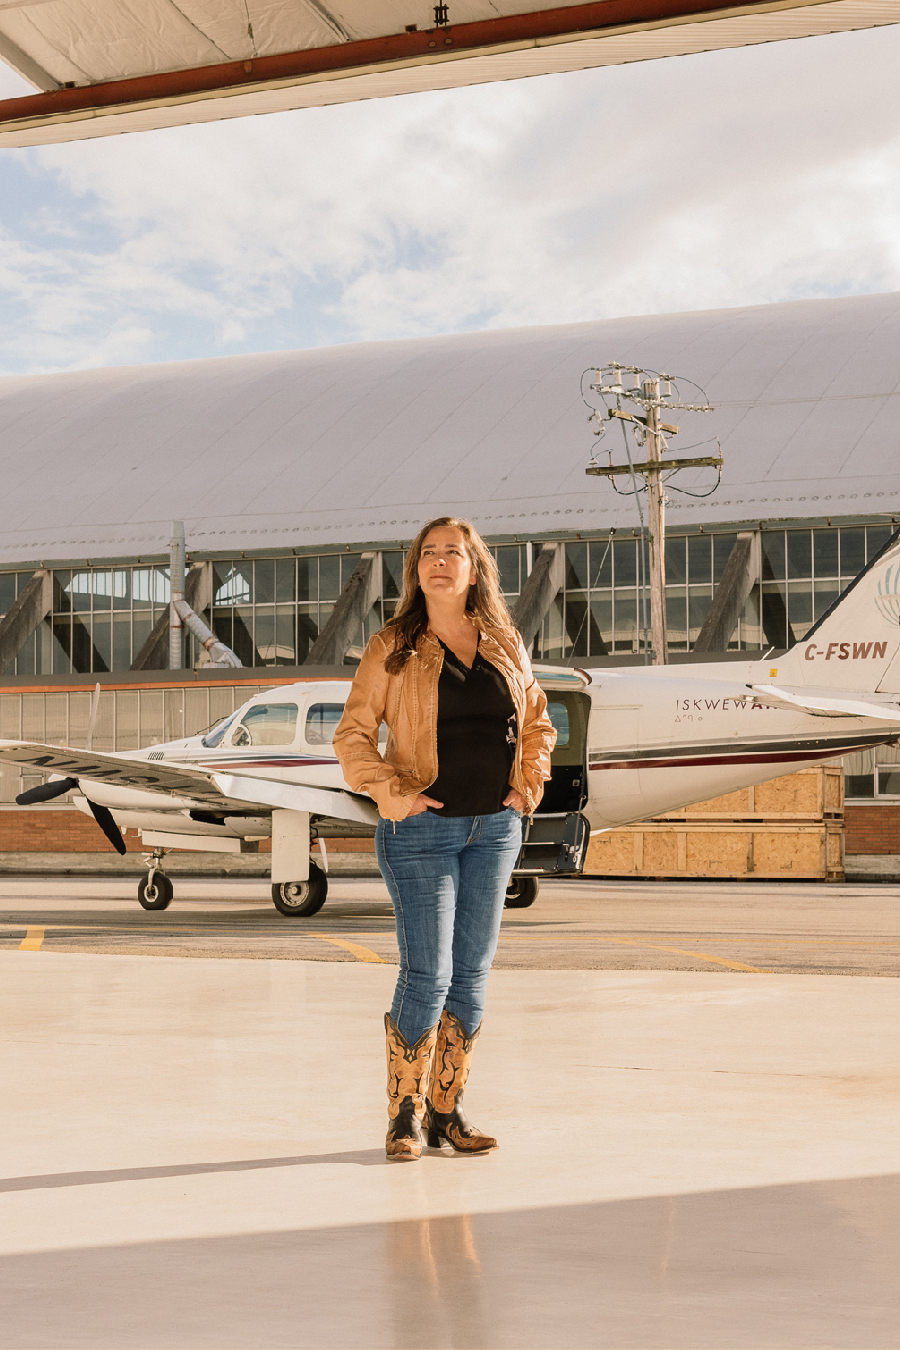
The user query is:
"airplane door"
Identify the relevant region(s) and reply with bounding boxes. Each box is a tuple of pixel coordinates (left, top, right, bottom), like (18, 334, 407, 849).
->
(537, 690, 591, 814)
(587, 703, 643, 826)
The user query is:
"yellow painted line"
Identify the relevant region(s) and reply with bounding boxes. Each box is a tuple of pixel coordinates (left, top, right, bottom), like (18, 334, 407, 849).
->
(19, 927, 45, 951)
(317, 935, 386, 963)
(499, 932, 768, 972)
(625, 942, 769, 973)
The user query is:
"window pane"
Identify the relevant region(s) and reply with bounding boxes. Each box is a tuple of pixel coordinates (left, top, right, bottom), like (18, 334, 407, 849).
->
(666, 536, 686, 585)
(564, 595, 589, 657)
(112, 613, 131, 670)
(565, 542, 588, 589)
(813, 530, 839, 579)
(382, 552, 403, 600)
(877, 768, 900, 796)
(845, 774, 874, 798)
(867, 525, 893, 560)
(90, 615, 110, 671)
(613, 539, 637, 587)
(231, 608, 255, 666)
(787, 584, 813, 641)
(68, 616, 92, 672)
(297, 557, 314, 603)
(590, 538, 613, 588)
(666, 591, 687, 651)
(319, 555, 340, 601)
(275, 557, 295, 603)
(840, 528, 866, 579)
(786, 531, 812, 580)
(495, 546, 520, 595)
(762, 533, 785, 580)
(306, 703, 345, 745)
(215, 563, 251, 605)
(297, 604, 319, 662)
(546, 701, 570, 748)
(110, 570, 130, 610)
(68, 572, 92, 612)
(590, 596, 612, 655)
(341, 554, 362, 588)
(0, 574, 16, 613)
(688, 587, 712, 647)
(613, 593, 637, 651)
(254, 559, 275, 604)
(712, 533, 736, 583)
(254, 607, 275, 664)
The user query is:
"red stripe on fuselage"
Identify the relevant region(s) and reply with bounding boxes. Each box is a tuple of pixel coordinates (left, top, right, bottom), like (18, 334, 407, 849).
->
(590, 743, 876, 771)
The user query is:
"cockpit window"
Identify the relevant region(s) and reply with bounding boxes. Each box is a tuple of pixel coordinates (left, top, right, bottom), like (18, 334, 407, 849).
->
(231, 703, 299, 747)
(201, 710, 240, 748)
(306, 704, 345, 746)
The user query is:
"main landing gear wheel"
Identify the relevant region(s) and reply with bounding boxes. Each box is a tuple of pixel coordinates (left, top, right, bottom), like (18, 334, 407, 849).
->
(271, 862, 328, 917)
(505, 875, 539, 909)
(138, 872, 174, 910)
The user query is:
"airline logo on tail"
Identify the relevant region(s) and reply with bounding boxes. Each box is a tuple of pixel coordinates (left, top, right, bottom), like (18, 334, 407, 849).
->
(875, 563, 900, 629)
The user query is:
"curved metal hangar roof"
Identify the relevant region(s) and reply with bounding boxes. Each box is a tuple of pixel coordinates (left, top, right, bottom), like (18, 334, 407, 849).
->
(0, 1, 897, 147)
(0, 289, 899, 568)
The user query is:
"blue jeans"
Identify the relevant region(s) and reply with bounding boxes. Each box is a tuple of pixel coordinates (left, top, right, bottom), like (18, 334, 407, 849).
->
(376, 809, 524, 1044)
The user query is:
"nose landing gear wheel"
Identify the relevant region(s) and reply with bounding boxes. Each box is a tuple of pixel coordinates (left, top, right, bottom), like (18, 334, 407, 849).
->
(138, 872, 174, 910)
(272, 862, 328, 917)
(504, 875, 539, 909)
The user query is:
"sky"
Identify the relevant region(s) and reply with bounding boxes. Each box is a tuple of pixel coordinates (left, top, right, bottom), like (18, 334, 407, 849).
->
(1, 21, 900, 376)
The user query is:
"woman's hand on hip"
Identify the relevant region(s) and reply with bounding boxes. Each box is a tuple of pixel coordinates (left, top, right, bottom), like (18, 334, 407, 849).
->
(503, 789, 526, 814)
(405, 793, 444, 817)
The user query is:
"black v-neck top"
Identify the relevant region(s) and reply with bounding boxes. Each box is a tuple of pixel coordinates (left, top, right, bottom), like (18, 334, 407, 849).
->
(428, 640, 517, 817)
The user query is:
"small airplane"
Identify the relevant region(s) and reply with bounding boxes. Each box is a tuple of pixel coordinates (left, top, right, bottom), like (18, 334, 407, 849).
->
(2, 529, 899, 915)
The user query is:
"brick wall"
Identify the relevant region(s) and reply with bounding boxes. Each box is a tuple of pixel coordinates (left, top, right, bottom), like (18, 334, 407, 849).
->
(844, 804, 900, 855)
(0, 809, 374, 854)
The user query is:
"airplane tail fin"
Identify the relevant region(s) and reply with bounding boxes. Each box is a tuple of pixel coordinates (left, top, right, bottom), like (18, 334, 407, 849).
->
(765, 526, 900, 694)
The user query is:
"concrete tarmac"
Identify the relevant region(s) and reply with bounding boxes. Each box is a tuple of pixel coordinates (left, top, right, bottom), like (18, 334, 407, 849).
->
(2, 875, 900, 974)
(3, 930, 900, 1347)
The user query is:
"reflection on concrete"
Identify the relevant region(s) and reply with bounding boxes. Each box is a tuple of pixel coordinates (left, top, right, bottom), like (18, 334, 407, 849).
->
(387, 1212, 486, 1349)
(3, 1176, 900, 1348)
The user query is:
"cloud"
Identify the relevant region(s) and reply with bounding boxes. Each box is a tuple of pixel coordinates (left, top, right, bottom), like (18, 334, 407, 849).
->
(1, 23, 900, 374)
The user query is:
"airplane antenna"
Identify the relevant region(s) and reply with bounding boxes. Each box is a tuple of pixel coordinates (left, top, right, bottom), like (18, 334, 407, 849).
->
(582, 367, 720, 665)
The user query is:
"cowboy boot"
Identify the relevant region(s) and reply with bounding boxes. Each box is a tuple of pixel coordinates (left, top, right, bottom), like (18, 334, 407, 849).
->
(425, 1009, 497, 1154)
(385, 1013, 439, 1161)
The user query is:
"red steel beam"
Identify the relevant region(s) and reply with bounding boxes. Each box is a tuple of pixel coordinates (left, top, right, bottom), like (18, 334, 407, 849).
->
(0, 0, 799, 124)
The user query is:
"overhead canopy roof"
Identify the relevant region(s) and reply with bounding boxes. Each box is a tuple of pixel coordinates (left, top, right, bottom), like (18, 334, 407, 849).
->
(0, 0, 896, 147)
(0, 290, 898, 568)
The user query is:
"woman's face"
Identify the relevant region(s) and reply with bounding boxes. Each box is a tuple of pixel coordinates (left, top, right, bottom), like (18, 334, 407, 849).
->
(417, 526, 476, 605)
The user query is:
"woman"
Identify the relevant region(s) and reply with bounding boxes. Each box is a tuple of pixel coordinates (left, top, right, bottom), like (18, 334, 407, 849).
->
(334, 517, 556, 1162)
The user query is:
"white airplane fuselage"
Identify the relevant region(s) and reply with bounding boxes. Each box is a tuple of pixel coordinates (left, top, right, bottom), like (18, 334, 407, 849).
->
(69, 656, 899, 845)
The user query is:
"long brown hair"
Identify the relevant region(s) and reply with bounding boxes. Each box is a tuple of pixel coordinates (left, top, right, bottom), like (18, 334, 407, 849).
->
(383, 517, 514, 674)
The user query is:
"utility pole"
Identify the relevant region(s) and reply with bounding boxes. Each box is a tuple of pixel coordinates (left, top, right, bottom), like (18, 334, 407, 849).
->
(643, 378, 668, 663)
(584, 365, 718, 666)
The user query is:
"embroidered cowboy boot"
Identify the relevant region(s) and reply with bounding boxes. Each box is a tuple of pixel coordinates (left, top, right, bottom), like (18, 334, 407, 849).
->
(425, 1009, 497, 1154)
(384, 1013, 439, 1161)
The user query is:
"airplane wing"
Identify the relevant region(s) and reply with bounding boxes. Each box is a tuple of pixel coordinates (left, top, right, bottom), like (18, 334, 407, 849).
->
(213, 773, 378, 826)
(0, 740, 378, 824)
(749, 685, 900, 723)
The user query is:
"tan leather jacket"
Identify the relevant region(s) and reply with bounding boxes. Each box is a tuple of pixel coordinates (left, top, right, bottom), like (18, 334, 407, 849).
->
(333, 622, 557, 822)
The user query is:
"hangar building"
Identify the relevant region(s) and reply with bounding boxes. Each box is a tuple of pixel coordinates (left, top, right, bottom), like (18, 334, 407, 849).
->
(1, 288, 898, 871)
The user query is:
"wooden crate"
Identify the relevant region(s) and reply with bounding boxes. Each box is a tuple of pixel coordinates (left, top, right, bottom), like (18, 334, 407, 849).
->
(664, 766, 843, 822)
(585, 767, 844, 880)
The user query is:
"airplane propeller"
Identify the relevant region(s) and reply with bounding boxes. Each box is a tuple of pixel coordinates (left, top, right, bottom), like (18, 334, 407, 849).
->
(16, 776, 127, 855)
(16, 776, 78, 804)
